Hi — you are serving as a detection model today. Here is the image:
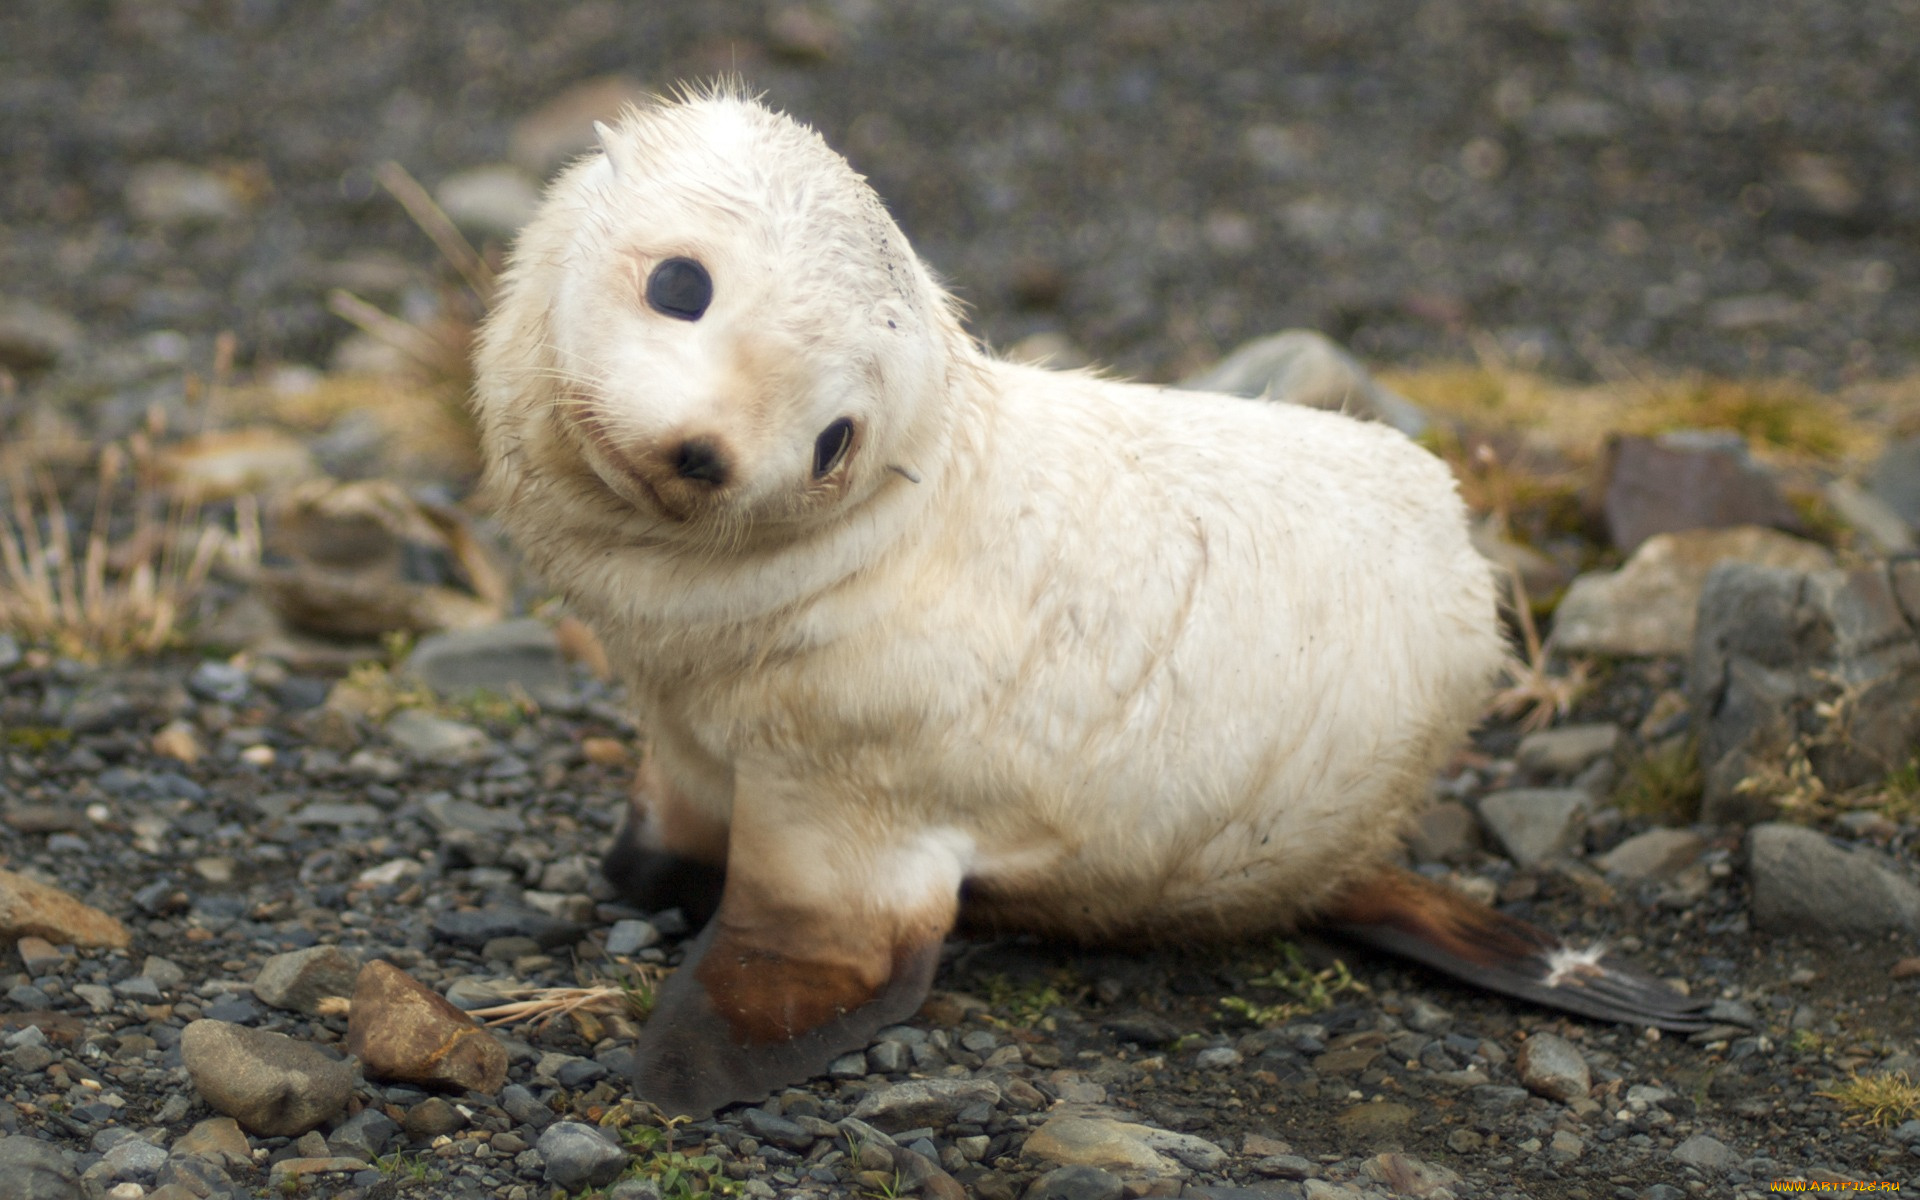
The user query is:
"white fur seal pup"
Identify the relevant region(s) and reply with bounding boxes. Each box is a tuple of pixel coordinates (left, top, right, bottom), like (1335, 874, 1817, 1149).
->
(472, 88, 1709, 1117)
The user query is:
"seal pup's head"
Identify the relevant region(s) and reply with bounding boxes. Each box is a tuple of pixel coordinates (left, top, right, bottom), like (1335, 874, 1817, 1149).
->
(476, 88, 966, 558)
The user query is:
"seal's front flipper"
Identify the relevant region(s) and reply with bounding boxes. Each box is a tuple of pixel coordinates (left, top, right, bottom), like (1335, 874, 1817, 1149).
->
(1322, 866, 1716, 1032)
(631, 818, 964, 1117)
(601, 754, 729, 925)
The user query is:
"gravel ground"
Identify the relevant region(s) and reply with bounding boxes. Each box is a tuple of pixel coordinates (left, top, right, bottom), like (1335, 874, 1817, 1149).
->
(3, 3, 1920, 1199)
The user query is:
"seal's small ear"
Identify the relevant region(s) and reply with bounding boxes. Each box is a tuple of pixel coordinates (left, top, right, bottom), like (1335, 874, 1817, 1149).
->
(595, 120, 636, 181)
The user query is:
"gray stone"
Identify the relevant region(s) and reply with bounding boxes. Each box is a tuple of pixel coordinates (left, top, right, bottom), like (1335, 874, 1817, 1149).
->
(1554, 526, 1832, 657)
(1868, 435, 1920, 526)
(1405, 801, 1480, 864)
(433, 165, 543, 238)
(431, 907, 587, 949)
(1477, 788, 1588, 866)
(253, 946, 360, 1014)
(1748, 824, 1920, 936)
(537, 1121, 628, 1190)
(327, 1107, 399, 1161)
(1027, 1164, 1126, 1200)
(1693, 561, 1920, 823)
(0, 299, 83, 370)
(98, 1137, 166, 1180)
(1403, 997, 1452, 1033)
(404, 618, 570, 702)
(1671, 1133, 1737, 1172)
(604, 918, 660, 956)
(421, 791, 527, 835)
(180, 1020, 355, 1137)
(1825, 478, 1915, 555)
(851, 1077, 1002, 1131)
(1515, 1032, 1590, 1102)
(140, 955, 187, 991)
(866, 1039, 910, 1074)
(1181, 329, 1429, 437)
(0, 1134, 80, 1200)
(1594, 829, 1706, 880)
(384, 709, 491, 764)
(740, 1107, 814, 1151)
(1516, 723, 1620, 776)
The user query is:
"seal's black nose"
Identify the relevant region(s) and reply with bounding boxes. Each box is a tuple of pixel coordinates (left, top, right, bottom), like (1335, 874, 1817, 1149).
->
(670, 438, 729, 487)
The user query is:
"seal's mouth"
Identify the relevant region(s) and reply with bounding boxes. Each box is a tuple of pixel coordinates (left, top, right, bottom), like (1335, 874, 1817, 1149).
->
(570, 406, 705, 523)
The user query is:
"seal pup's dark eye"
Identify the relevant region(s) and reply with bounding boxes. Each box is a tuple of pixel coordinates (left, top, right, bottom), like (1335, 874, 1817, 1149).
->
(646, 258, 712, 320)
(812, 418, 854, 479)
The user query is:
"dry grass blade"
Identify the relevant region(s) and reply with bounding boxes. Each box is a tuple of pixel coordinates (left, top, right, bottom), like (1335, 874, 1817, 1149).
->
(374, 160, 495, 301)
(465, 973, 664, 1029)
(0, 439, 237, 659)
(1487, 555, 1593, 732)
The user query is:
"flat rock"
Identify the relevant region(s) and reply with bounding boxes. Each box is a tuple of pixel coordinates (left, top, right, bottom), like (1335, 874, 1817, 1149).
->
(1360, 1152, 1463, 1198)
(1181, 329, 1429, 436)
(0, 1134, 80, 1200)
(1332, 1102, 1415, 1139)
(402, 618, 569, 701)
(266, 1156, 371, 1187)
(1594, 432, 1802, 554)
(180, 1020, 355, 1137)
(1515, 1032, 1590, 1102)
(1021, 1115, 1178, 1175)
(537, 1121, 628, 1190)
(1594, 829, 1705, 880)
(346, 959, 507, 1093)
(1477, 788, 1588, 867)
(1748, 824, 1920, 936)
(1824, 478, 1915, 554)
(0, 869, 131, 949)
(430, 906, 584, 949)
(850, 1078, 1001, 1131)
(1671, 1133, 1737, 1172)
(384, 709, 491, 764)
(1516, 724, 1620, 776)
(1553, 526, 1833, 657)
(253, 945, 360, 1014)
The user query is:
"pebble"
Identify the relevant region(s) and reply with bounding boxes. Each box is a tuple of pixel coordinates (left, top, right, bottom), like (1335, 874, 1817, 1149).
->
(325, 1108, 396, 1161)
(1748, 824, 1920, 936)
(1671, 1133, 1737, 1172)
(252, 945, 360, 1014)
(346, 959, 508, 1092)
(1360, 1152, 1462, 1198)
(1021, 1116, 1178, 1175)
(1515, 723, 1619, 776)
(171, 1117, 252, 1168)
(0, 868, 133, 949)
(537, 1121, 628, 1191)
(431, 906, 587, 949)
(1515, 1032, 1591, 1102)
(384, 708, 492, 763)
(850, 1077, 1002, 1131)
(1182, 329, 1430, 436)
(403, 618, 570, 700)
(1476, 788, 1588, 867)
(1027, 1164, 1126, 1200)
(0, 1134, 81, 1200)
(180, 1020, 355, 1137)
(1594, 828, 1707, 880)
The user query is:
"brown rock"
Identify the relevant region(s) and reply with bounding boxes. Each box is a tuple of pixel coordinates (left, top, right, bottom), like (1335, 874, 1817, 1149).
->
(1333, 1101, 1415, 1139)
(1890, 957, 1920, 980)
(1594, 432, 1803, 554)
(0, 867, 130, 949)
(346, 959, 507, 1094)
(1362, 1152, 1464, 1198)
(172, 1116, 252, 1168)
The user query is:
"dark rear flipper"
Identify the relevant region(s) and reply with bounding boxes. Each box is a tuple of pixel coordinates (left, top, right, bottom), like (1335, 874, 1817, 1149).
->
(1322, 866, 1717, 1032)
